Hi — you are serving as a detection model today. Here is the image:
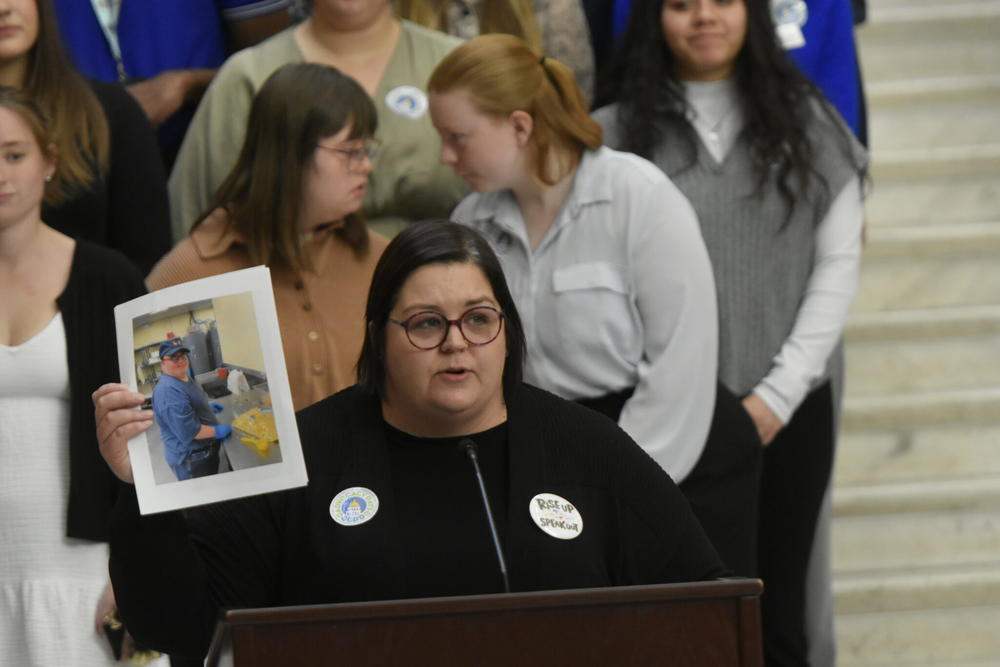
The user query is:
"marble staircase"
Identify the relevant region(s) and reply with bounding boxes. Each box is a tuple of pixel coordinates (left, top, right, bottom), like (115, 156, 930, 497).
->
(833, 0, 1000, 664)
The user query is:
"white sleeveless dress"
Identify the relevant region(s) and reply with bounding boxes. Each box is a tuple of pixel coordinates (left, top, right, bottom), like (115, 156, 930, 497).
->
(0, 313, 114, 664)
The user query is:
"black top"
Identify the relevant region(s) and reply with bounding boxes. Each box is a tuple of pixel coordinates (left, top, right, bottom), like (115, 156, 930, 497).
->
(109, 384, 725, 658)
(57, 239, 147, 541)
(43, 79, 171, 276)
(385, 421, 510, 597)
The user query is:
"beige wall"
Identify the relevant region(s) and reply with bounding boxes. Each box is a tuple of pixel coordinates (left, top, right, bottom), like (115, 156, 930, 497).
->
(133, 307, 215, 348)
(213, 292, 265, 372)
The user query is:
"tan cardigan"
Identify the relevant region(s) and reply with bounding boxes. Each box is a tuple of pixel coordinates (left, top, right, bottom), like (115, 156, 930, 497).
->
(148, 209, 388, 411)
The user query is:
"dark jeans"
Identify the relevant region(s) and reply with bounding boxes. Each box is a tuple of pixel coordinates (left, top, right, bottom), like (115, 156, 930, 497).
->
(172, 440, 221, 481)
(577, 380, 762, 576)
(757, 382, 836, 667)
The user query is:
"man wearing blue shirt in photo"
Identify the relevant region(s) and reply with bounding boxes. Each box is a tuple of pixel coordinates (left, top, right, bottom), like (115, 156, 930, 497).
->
(152, 341, 232, 481)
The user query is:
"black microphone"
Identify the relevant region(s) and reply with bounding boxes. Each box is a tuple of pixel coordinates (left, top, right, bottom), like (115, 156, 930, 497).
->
(460, 438, 511, 594)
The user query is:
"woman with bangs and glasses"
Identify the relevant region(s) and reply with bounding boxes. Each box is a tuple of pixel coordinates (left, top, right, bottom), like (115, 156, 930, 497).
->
(147, 63, 388, 412)
(92, 221, 725, 661)
(426, 35, 762, 578)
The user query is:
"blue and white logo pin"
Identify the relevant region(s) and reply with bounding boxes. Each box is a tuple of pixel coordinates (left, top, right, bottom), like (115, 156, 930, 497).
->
(385, 85, 428, 119)
(330, 486, 379, 526)
(771, 0, 808, 49)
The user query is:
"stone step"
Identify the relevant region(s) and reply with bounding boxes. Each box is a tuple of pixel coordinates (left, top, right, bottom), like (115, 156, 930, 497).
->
(845, 335, 1000, 396)
(868, 85, 1000, 152)
(841, 387, 1000, 431)
(834, 562, 1000, 614)
(845, 303, 1000, 397)
(868, 74, 1000, 109)
(858, 2, 1000, 82)
(833, 477, 1000, 517)
(863, 221, 1000, 256)
(865, 147, 1000, 227)
(845, 304, 1000, 342)
(835, 424, 1000, 487)
(855, 253, 1000, 311)
(836, 605, 1000, 666)
(854, 221, 1000, 310)
(832, 508, 1000, 573)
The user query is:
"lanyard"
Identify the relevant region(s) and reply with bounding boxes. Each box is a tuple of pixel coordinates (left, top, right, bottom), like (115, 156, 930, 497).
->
(89, 0, 127, 81)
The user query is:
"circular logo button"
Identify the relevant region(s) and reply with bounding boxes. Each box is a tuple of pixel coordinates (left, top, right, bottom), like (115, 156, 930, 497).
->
(330, 486, 379, 527)
(385, 85, 428, 120)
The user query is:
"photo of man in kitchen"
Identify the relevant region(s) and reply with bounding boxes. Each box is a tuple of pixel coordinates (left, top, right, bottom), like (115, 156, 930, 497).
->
(132, 292, 282, 486)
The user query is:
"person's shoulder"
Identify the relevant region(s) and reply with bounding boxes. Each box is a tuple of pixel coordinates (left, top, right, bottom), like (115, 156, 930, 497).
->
(213, 27, 298, 90)
(451, 190, 504, 225)
(69, 239, 145, 296)
(295, 385, 371, 461)
(398, 19, 464, 56)
(516, 383, 628, 445)
(147, 215, 249, 290)
(364, 229, 391, 260)
(296, 385, 366, 425)
(85, 77, 147, 126)
(514, 384, 673, 487)
(590, 146, 667, 185)
(590, 103, 620, 131)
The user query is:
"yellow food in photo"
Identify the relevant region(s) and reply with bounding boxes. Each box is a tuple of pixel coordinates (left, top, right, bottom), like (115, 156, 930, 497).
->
(232, 407, 278, 443)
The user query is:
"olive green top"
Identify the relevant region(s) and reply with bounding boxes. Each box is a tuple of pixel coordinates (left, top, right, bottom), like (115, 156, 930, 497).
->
(167, 20, 468, 240)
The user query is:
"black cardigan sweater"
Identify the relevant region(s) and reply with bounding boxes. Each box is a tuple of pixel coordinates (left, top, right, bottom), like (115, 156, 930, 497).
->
(57, 239, 147, 541)
(110, 383, 726, 658)
(43, 78, 171, 276)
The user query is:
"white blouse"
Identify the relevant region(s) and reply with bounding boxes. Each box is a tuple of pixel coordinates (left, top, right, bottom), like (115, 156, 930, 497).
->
(454, 146, 718, 483)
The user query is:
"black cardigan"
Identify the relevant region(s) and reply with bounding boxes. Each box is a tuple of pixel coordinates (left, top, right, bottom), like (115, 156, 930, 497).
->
(43, 78, 171, 276)
(110, 383, 726, 658)
(57, 239, 147, 541)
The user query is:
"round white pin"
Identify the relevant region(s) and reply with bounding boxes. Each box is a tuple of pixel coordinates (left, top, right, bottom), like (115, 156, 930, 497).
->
(330, 487, 379, 527)
(529, 493, 583, 540)
(385, 85, 428, 120)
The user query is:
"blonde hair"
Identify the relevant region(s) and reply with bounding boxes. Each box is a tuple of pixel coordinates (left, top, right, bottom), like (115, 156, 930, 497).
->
(428, 34, 601, 185)
(396, 0, 542, 52)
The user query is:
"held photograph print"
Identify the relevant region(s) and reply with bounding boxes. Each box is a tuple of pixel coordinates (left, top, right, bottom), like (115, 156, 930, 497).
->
(114, 266, 307, 514)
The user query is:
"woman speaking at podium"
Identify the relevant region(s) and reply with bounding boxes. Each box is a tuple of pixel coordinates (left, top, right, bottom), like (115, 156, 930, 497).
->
(93, 222, 725, 660)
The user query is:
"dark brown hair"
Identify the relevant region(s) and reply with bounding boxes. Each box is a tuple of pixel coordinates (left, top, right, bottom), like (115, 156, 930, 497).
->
(195, 63, 377, 273)
(356, 220, 526, 399)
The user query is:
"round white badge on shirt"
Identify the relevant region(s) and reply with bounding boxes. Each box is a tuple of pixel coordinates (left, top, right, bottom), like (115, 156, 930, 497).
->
(385, 85, 428, 119)
(529, 493, 583, 540)
(330, 487, 379, 526)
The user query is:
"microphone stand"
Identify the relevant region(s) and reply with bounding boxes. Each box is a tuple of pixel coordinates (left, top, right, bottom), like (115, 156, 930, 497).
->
(461, 438, 511, 594)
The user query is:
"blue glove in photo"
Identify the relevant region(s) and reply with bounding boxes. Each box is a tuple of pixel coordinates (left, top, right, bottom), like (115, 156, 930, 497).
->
(210, 402, 224, 414)
(214, 424, 232, 440)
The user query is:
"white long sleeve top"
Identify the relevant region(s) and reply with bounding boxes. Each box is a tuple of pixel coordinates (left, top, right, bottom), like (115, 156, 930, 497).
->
(453, 146, 719, 482)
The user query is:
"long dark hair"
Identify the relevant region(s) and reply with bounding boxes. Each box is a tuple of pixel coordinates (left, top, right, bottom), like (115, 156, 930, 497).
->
(600, 0, 864, 220)
(195, 63, 377, 272)
(357, 220, 526, 399)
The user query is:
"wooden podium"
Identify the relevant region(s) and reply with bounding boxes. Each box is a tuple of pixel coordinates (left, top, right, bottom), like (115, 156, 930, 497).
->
(206, 578, 763, 666)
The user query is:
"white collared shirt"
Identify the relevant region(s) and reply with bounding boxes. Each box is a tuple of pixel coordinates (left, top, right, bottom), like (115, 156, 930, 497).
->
(453, 146, 718, 483)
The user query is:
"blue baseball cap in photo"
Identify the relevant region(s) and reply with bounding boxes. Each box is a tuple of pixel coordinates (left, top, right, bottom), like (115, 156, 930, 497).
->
(159, 340, 191, 360)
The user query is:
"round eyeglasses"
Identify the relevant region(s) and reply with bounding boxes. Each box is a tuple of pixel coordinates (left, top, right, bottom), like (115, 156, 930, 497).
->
(388, 306, 505, 350)
(316, 139, 380, 172)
